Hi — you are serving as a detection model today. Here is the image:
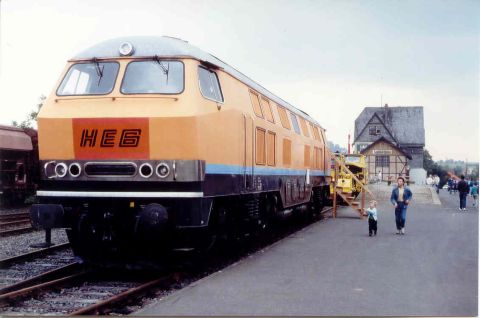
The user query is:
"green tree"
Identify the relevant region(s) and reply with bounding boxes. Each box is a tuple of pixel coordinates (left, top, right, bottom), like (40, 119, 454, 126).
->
(424, 149, 449, 186)
(11, 95, 46, 129)
(423, 149, 435, 173)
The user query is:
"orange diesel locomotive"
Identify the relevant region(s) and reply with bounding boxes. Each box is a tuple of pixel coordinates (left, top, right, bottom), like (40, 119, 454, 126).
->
(31, 36, 331, 264)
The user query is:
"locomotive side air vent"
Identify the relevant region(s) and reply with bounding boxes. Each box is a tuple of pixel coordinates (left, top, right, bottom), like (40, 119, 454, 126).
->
(84, 162, 137, 177)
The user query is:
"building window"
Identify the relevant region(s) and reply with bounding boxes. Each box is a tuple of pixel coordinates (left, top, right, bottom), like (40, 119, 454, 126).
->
(375, 155, 390, 167)
(369, 125, 381, 135)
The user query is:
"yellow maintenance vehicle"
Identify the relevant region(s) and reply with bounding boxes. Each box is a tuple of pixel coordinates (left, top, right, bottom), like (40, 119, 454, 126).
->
(330, 153, 368, 199)
(329, 152, 373, 218)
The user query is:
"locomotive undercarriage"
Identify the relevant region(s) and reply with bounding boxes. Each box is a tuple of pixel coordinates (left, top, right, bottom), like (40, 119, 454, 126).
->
(32, 196, 215, 265)
(31, 188, 328, 267)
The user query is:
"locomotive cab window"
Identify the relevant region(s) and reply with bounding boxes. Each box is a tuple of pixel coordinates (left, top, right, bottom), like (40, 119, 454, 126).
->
(198, 67, 224, 102)
(57, 62, 119, 96)
(122, 60, 184, 94)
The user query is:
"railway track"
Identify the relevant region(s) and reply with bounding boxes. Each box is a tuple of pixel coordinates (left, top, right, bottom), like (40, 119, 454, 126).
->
(0, 243, 75, 297)
(0, 242, 71, 268)
(0, 212, 33, 237)
(0, 268, 179, 315)
(0, 212, 30, 222)
(0, 226, 34, 237)
(0, 206, 333, 315)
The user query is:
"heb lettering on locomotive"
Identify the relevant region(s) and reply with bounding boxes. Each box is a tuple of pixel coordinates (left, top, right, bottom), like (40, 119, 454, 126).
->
(73, 118, 149, 159)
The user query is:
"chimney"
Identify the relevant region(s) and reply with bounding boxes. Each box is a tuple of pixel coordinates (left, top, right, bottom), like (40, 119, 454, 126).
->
(383, 103, 389, 124)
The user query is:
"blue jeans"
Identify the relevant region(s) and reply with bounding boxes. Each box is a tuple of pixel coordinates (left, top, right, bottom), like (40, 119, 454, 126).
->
(395, 202, 408, 230)
(459, 192, 467, 209)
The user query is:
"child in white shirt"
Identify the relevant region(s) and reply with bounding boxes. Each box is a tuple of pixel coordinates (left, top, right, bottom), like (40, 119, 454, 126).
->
(366, 200, 378, 237)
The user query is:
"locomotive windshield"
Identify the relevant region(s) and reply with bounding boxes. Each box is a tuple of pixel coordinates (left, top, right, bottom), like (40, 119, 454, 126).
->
(57, 62, 119, 96)
(121, 60, 184, 94)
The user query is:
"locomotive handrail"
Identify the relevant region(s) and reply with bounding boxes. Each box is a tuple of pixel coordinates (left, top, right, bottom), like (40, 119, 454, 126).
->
(54, 96, 178, 102)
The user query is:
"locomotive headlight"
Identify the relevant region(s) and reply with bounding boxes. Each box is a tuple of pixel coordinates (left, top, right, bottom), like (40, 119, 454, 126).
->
(69, 163, 81, 177)
(44, 161, 57, 179)
(119, 42, 134, 56)
(54, 163, 68, 178)
(139, 163, 153, 178)
(156, 163, 170, 178)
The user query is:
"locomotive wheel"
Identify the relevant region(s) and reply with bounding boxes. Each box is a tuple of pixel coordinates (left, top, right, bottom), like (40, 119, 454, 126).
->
(311, 188, 325, 215)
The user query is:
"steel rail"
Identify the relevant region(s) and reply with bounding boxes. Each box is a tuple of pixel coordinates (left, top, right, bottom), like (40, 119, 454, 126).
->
(70, 274, 180, 315)
(0, 213, 30, 222)
(0, 261, 81, 295)
(0, 226, 33, 237)
(0, 271, 89, 305)
(0, 242, 71, 268)
(0, 219, 31, 227)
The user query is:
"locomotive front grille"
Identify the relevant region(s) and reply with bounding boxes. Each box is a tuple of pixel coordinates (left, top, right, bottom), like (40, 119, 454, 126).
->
(84, 162, 137, 177)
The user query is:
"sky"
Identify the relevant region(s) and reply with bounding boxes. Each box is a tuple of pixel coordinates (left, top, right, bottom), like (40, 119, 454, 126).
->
(0, 0, 478, 161)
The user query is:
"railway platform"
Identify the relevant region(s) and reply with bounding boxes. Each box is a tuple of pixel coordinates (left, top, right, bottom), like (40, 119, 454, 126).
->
(135, 185, 478, 316)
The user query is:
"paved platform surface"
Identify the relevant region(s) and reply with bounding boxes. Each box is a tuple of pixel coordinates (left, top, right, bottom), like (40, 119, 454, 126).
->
(135, 187, 478, 316)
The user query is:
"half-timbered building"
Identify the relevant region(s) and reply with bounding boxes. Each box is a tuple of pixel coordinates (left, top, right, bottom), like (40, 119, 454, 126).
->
(353, 104, 425, 184)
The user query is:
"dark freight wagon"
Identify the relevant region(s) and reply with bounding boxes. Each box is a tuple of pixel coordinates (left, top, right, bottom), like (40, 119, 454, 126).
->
(0, 125, 39, 206)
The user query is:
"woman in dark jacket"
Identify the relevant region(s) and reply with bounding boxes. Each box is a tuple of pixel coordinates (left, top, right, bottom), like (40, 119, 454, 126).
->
(390, 176, 413, 235)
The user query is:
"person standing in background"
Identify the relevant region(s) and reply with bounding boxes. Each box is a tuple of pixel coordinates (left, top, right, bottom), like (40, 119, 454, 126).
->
(457, 175, 470, 211)
(433, 175, 440, 194)
(470, 183, 478, 207)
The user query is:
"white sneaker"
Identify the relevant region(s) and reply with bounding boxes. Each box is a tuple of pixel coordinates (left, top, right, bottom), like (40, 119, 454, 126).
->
(459, 208, 463, 211)
(401, 228, 405, 235)
(396, 230, 401, 234)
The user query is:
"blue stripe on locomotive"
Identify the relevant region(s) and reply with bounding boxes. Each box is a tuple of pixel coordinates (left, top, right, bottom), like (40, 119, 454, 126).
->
(205, 163, 326, 176)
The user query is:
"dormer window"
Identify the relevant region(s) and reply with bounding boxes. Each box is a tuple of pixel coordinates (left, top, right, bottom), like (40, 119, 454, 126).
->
(369, 126, 381, 135)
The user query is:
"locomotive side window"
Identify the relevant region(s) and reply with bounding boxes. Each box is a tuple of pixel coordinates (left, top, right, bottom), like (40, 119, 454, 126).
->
(283, 138, 292, 165)
(290, 113, 301, 135)
(267, 131, 276, 166)
(304, 145, 311, 167)
(261, 98, 275, 123)
(317, 126, 325, 144)
(277, 106, 291, 130)
(198, 67, 224, 102)
(249, 91, 263, 118)
(255, 127, 266, 165)
(57, 62, 119, 96)
(309, 123, 318, 140)
(299, 117, 310, 137)
(122, 61, 184, 94)
(314, 147, 322, 169)
(311, 123, 321, 141)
